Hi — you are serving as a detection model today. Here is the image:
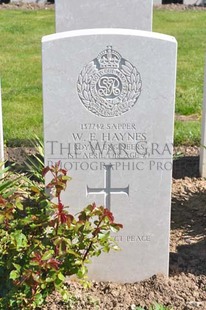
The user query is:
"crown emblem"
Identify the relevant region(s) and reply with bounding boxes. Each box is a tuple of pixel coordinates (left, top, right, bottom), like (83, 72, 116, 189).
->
(77, 46, 142, 118)
(97, 46, 121, 68)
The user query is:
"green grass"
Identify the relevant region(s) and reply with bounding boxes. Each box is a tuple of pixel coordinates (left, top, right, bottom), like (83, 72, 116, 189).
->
(0, 9, 55, 145)
(153, 9, 206, 145)
(0, 8, 205, 146)
(174, 120, 201, 146)
(153, 9, 206, 116)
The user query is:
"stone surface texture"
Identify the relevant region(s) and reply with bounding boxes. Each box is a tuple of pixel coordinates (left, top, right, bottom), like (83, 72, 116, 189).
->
(183, 0, 202, 4)
(55, 0, 153, 32)
(153, 0, 162, 4)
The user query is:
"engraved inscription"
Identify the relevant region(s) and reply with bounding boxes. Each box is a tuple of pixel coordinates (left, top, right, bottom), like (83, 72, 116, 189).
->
(77, 46, 142, 118)
(113, 235, 152, 242)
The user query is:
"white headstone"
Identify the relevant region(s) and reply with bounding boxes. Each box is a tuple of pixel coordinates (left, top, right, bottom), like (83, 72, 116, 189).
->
(0, 82, 4, 163)
(183, 0, 195, 4)
(55, 0, 153, 33)
(153, 0, 162, 4)
(183, 0, 204, 4)
(42, 29, 177, 282)
(200, 62, 206, 177)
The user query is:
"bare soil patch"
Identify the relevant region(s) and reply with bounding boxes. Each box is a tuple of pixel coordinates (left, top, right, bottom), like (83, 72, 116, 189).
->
(4, 147, 206, 309)
(175, 114, 200, 122)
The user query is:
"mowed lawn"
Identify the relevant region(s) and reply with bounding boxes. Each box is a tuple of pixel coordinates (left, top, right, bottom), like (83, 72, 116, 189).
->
(154, 8, 206, 145)
(0, 9, 54, 146)
(0, 8, 206, 146)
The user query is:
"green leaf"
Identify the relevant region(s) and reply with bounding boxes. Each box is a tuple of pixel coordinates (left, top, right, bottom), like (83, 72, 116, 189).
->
(98, 231, 110, 241)
(32, 272, 40, 283)
(102, 244, 110, 253)
(0, 178, 18, 194)
(31, 186, 40, 194)
(10, 270, 19, 280)
(45, 277, 55, 283)
(110, 224, 119, 233)
(11, 231, 28, 250)
(13, 263, 21, 272)
(55, 277, 62, 287)
(0, 214, 4, 224)
(112, 245, 120, 251)
(66, 249, 81, 257)
(61, 176, 71, 181)
(42, 250, 54, 261)
(16, 200, 23, 210)
(34, 293, 44, 307)
(77, 265, 87, 278)
(41, 283, 47, 289)
(61, 289, 70, 301)
(58, 272, 65, 281)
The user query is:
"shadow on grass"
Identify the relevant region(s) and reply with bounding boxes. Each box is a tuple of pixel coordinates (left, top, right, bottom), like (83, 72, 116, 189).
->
(6, 139, 41, 148)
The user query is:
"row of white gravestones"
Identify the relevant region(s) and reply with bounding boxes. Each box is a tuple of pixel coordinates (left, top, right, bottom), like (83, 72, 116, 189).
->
(42, 0, 177, 282)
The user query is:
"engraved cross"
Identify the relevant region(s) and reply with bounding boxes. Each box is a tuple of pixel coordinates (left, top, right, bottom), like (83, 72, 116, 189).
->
(86, 164, 129, 210)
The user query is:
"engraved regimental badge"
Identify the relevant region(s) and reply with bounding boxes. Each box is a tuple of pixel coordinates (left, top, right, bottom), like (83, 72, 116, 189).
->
(77, 46, 142, 118)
